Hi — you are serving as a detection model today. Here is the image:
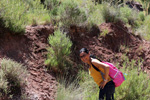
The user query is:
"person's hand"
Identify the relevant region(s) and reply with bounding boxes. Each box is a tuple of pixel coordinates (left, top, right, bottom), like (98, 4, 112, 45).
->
(100, 81, 107, 89)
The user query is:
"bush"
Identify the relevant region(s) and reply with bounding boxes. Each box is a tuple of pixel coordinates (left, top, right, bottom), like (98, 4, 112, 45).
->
(45, 29, 72, 72)
(119, 6, 134, 24)
(80, 1, 105, 28)
(101, 3, 143, 28)
(43, 0, 103, 30)
(0, 58, 28, 99)
(115, 69, 150, 100)
(0, 0, 28, 33)
(76, 0, 104, 26)
(115, 57, 150, 100)
(102, 3, 120, 23)
(56, 0, 87, 28)
(119, 6, 143, 28)
(0, 0, 50, 33)
(138, 12, 145, 21)
(86, 4, 104, 28)
(43, 0, 60, 16)
(136, 15, 150, 40)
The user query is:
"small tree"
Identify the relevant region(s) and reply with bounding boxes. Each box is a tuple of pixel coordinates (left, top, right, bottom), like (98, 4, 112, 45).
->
(45, 29, 72, 72)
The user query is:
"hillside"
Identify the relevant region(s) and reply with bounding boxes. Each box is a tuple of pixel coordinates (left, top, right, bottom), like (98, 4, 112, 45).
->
(71, 22, 150, 75)
(0, 25, 57, 100)
(0, 21, 150, 100)
(0, 0, 150, 100)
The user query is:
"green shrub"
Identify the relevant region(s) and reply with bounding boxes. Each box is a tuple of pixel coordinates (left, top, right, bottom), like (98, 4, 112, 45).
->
(87, 5, 104, 28)
(45, 29, 72, 71)
(115, 57, 150, 100)
(0, 0, 50, 33)
(120, 6, 144, 28)
(56, 0, 87, 28)
(102, 3, 120, 23)
(25, 8, 50, 26)
(101, 3, 143, 28)
(0, 0, 28, 33)
(0, 58, 28, 99)
(136, 15, 150, 40)
(44, 0, 103, 29)
(43, 0, 60, 16)
(76, 0, 104, 26)
(138, 12, 145, 21)
(1, 58, 27, 86)
(119, 6, 133, 24)
(115, 69, 150, 100)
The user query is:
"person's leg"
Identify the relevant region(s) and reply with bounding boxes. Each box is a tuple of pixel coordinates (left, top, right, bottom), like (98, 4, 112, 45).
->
(105, 81, 115, 100)
(106, 92, 114, 100)
(111, 94, 114, 100)
(99, 87, 105, 100)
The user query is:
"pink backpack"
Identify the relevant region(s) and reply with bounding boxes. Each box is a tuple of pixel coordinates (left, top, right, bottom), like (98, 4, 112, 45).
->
(102, 62, 125, 87)
(92, 62, 125, 87)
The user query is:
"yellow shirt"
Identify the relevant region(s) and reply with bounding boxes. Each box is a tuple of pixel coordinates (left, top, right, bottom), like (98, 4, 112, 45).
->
(89, 65, 111, 86)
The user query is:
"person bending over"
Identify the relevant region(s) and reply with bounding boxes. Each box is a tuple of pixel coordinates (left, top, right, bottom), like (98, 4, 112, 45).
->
(79, 48, 115, 100)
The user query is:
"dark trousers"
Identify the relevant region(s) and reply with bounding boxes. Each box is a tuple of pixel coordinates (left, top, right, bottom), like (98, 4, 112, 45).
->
(99, 81, 115, 100)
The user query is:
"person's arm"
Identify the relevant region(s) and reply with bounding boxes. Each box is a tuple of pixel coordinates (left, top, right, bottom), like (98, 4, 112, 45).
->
(91, 59, 110, 88)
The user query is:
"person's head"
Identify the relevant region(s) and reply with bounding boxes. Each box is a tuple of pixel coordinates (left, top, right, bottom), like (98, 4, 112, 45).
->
(79, 48, 91, 64)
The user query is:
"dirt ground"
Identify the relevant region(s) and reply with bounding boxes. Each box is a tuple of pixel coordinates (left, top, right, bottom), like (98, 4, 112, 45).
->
(0, 22, 150, 100)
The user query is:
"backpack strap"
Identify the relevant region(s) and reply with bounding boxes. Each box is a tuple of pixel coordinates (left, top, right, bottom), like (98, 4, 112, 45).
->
(91, 63, 105, 81)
